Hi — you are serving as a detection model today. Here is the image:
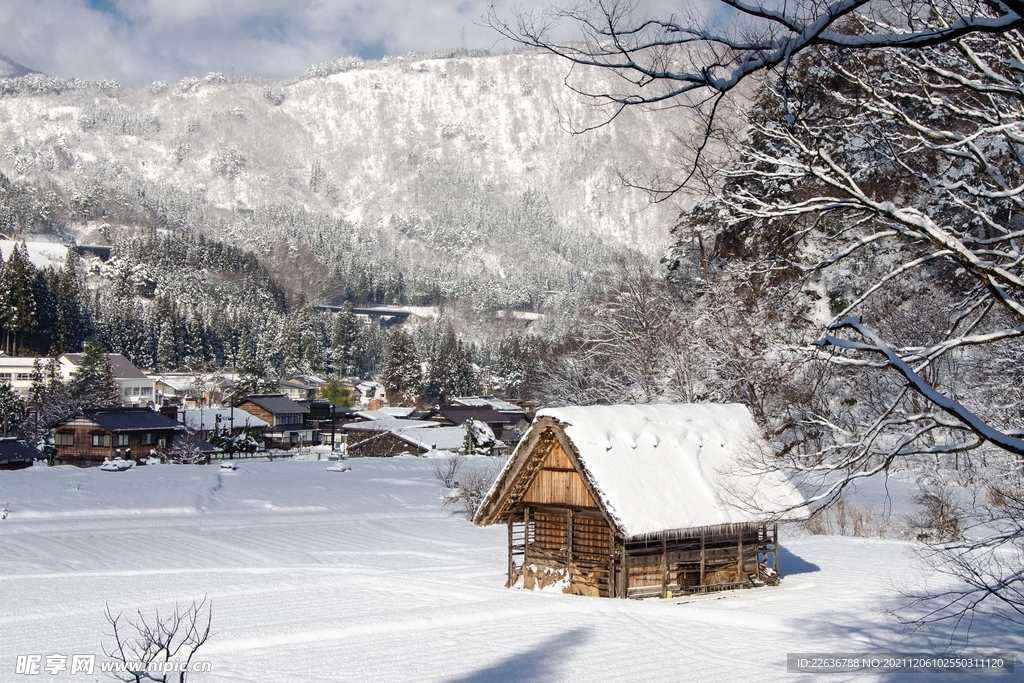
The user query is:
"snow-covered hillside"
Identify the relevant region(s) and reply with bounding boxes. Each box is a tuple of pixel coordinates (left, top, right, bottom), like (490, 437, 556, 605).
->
(1, 459, 1018, 682)
(0, 52, 705, 307)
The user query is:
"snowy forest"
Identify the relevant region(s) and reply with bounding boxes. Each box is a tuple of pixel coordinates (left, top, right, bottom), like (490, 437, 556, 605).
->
(2, 0, 1024, 639)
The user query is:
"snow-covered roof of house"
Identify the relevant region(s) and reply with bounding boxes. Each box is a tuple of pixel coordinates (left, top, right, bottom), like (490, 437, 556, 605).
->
(342, 418, 436, 432)
(477, 404, 805, 538)
(396, 426, 468, 452)
(452, 396, 524, 413)
(355, 408, 415, 421)
(76, 408, 186, 433)
(241, 394, 310, 415)
(63, 353, 149, 380)
(183, 408, 269, 431)
(0, 438, 41, 464)
(438, 405, 514, 426)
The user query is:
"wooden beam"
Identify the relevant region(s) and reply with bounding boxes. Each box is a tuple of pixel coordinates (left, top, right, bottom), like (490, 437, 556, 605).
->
(737, 533, 744, 583)
(660, 536, 668, 598)
(523, 507, 530, 567)
(566, 508, 574, 571)
(620, 544, 628, 598)
(700, 530, 706, 586)
(772, 522, 778, 572)
(507, 520, 514, 586)
(608, 527, 616, 598)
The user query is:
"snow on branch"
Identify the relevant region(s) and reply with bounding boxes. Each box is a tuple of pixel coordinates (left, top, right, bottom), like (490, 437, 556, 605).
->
(813, 317, 1024, 455)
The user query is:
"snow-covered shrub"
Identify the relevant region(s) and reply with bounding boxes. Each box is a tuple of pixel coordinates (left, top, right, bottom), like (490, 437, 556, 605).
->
(263, 85, 286, 106)
(462, 420, 495, 456)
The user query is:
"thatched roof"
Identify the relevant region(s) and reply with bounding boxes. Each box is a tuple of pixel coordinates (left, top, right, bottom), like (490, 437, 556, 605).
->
(475, 404, 804, 539)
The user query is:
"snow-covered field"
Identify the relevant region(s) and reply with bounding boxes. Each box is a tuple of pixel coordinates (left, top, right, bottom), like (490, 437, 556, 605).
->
(1, 459, 1019, 682)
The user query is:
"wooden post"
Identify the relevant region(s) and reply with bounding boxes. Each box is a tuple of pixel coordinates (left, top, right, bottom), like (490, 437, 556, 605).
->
(660, 536, 668, 598)
(620, 544, 628, 598)
(565, 509, 573, 571)
(507, 520, 514, 586)
(699, 530, 706, 587)
(772, 522, 778, 572)
(523, 507, 530, 568)
(737, 532, 744, 583)
(607, 527, 616, 598)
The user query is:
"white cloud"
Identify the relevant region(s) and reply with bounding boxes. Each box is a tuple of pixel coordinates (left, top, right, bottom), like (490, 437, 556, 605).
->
(0, 0, 696, 86)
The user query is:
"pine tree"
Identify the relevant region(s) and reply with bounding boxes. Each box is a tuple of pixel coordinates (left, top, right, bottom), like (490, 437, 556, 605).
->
(330, 304, 359, 377)
(380, 328, 422, 403)
(71, 339, 121, 408)
(425, 326, 478, 402)
(5, 243, 37, 354)
(0, 380, 25, 438)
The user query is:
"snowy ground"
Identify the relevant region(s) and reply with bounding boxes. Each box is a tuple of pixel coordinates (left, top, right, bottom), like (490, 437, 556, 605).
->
(0, 458, 1020, 682)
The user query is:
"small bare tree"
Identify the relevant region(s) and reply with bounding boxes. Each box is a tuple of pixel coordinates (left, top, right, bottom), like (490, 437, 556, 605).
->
(431, 452, 463, 489)
(442, 458, 504, 520)
(103, 598, 212, 683)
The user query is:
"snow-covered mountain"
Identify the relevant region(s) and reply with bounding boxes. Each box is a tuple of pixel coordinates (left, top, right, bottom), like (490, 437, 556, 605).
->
(0, 50, 703, 309)
(0, 55, 39, 79)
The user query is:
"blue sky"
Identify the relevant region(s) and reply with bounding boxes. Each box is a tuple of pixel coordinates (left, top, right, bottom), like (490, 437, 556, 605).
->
(0, 0, 689, 86)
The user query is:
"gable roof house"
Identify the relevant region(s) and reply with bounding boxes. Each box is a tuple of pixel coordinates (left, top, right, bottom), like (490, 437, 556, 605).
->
(52, 407, 187, 467)
(60, 353, 156, 406)
(474, 404, 805, 599)
(234, 394, 312, 448)
(0, 438, 42, 469)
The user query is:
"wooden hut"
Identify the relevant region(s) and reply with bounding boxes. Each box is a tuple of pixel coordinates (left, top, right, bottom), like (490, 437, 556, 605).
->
(474, 404, 804, 598)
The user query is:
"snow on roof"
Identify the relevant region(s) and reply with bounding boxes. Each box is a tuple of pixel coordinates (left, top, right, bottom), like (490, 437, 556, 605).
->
(483, 404, 805, 538)
(183, 408, 269, 431)
(343, 418, 436, 432)
(241, 394, 310, 415)
(63, 353, 149, 380)
(396, 426, 467, 452)
(356, 408, 414, 421)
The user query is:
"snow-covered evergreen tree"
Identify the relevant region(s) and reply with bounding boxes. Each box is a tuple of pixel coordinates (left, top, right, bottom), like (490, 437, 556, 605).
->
(380, 329, 422, 403)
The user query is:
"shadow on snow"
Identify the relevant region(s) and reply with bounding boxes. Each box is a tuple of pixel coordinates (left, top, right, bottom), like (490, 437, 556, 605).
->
(444, 628, 589, 683)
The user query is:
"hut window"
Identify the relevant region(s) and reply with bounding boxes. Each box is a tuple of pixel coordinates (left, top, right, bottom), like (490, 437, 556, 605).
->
(142, 433, 155, 445)
(91, 434, 110, 447)
(117, 434, 129, 446)
(55, 432, 74, 446)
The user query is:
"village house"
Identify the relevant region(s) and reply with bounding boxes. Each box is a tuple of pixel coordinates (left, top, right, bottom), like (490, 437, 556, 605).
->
(0, 355, 41, 398)
(342, 418, 469, 457)
(298, 400, 355, 447)
(176, 406, 269, 441)
(60, 353, 156, 406)
(0, 438, 41, 470)
(234, 394, 312, 448)
(52, 407, 187, 467)
(474, 404, 804, 598)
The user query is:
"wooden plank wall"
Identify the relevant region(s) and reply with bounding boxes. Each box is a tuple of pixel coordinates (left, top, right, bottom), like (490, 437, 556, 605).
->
(521, 442, 597, 509)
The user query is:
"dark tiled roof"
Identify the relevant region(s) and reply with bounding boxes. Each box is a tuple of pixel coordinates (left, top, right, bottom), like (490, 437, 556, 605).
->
(242, 394, 310, 415)
(83, 408, 185, 432)
(438, 406, 514, 426)
(0, 439, 41, 463)
(64, 353, 149, 379)
(175, 433, 220, 453)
